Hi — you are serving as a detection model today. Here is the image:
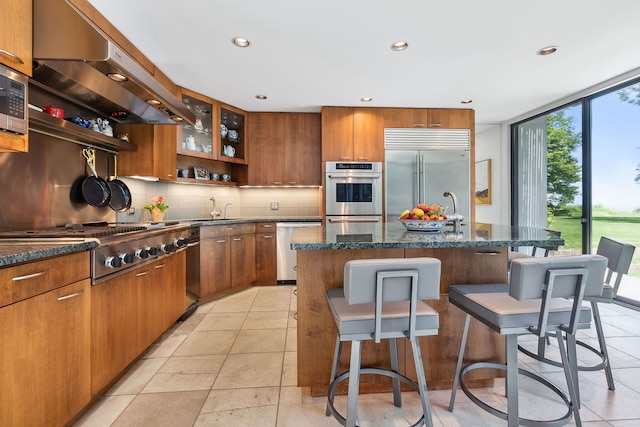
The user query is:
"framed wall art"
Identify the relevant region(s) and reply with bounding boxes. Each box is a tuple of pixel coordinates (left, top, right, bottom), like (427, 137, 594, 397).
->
(475, 159, 491, 205)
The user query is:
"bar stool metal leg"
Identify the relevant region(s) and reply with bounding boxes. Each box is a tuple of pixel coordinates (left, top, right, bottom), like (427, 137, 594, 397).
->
(346, 340, 362, 427)
(389, 338, 402, 408)
(410, 336, 434, 427)
(448, 313, 471, 412)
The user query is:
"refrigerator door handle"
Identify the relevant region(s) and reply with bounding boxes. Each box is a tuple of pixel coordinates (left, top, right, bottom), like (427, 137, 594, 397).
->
(415, 153, 421, 206)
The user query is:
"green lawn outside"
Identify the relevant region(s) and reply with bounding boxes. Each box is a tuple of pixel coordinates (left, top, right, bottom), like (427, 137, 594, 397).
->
(550, 215, 640, 278)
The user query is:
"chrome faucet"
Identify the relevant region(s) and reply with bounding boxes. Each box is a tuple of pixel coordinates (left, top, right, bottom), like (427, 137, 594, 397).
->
(223, 203, 232, 219)
(443, 191, 463, 222)
(209, 197, 221, 219)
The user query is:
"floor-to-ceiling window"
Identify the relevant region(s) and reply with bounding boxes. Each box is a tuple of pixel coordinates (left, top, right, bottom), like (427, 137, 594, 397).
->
(512, 78, 640, 308)
(590, 81, 640, 305)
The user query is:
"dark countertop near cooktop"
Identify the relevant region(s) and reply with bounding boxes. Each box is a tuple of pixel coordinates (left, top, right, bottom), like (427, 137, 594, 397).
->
(290, 221, 565, 250)
(182, 216, 323, 227)
(0, 239, 99, 268)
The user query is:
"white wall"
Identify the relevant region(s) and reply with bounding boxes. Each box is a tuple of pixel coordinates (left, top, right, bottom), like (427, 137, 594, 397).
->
(116, 179, 322, 222)
(474, 125, 510, 225)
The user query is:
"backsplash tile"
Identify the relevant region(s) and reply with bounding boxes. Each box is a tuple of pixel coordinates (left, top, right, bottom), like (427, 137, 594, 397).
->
(116, 178, 322, 222)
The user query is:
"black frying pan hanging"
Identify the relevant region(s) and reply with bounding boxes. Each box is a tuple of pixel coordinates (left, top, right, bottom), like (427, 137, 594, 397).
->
(82, 148, 111, 208)
(108, 154, 132, 212)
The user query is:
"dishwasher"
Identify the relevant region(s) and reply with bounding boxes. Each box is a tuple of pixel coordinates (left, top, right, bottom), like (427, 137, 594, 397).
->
(276, 222, 321, 284)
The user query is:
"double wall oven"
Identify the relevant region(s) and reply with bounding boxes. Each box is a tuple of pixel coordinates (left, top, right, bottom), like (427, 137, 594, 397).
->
(325, 161, 383, 239)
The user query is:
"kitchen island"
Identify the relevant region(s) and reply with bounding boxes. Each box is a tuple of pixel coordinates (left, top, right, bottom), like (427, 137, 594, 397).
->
(291, 221, 564, 396)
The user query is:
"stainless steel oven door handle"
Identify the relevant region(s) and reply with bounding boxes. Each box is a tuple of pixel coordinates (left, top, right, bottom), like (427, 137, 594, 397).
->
(327, 173, 381, 179)
(327, 218, 380, 223)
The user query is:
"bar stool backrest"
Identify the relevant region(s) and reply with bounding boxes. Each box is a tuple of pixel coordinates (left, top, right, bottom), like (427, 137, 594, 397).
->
(509, 254, 607, 301)
(343, 258, 441, 305)
(596, 236, 636, 296)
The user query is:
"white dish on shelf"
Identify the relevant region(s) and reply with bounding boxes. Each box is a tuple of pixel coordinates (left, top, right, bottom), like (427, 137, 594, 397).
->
(399, 219, 448, 232)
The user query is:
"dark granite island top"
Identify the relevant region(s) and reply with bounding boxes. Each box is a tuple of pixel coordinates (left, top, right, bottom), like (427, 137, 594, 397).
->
(291, 221, 564, 250)
(292, 221, 564, 396)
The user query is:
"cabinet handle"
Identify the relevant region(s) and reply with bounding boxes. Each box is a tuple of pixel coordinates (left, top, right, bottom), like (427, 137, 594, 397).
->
(355, 157, 369, 161)
(0, 49, 24, 64)
(429, 123, 442, 127)
(216, 239, 228, 243)
(288, 181, 298, 185)
(474, 251, 501, 255)
(339, 157, 352, 161)
(57, 290, 84, 301)
(261, 224, 274, 229)
(136, 270, 150, 277)
(272, 181, 283, 185)
(225, 227, 235, 231)
(263, 235, 274, 239)
(12, 270, 48, 282)
(413, 123, 425, 127)
(154, 263, 166, 269)
(167, 174, 174, 177)
(233, 238, 242, 241)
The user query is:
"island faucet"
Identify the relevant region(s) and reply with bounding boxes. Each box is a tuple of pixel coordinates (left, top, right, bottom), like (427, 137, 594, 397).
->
(223, 203, 232, 219)
(443, 191, 463, 222)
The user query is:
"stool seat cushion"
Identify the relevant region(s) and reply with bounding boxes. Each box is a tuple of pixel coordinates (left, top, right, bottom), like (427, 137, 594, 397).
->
(508, 252, 532, 261)
(326, 288, 439, 338)
(449, 284, 591, 334)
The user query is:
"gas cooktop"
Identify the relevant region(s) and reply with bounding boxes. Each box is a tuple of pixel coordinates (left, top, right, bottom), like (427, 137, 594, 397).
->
(0, 221, 183, 239)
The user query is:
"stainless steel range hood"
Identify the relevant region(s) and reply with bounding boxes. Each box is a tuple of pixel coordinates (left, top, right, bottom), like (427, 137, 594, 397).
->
(32, 0, 195, 125)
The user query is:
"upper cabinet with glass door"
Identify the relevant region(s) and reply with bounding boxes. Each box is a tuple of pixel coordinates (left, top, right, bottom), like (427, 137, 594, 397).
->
(177, 89, 218, 159)
(220, 104, 247, 164)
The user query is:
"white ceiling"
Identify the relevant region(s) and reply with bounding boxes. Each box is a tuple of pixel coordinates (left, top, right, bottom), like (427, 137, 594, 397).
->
(86, 0, 640, 127)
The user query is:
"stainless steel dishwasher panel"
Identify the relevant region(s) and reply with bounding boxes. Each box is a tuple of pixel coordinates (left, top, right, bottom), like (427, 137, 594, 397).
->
(276, 222, 321, 284)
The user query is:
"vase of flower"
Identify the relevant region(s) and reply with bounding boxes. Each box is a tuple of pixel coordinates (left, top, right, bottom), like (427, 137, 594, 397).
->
(144, 195, 169, 223)
(150, 207, 165, 222)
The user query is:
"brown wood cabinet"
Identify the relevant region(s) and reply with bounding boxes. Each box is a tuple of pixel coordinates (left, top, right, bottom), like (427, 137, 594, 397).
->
(0, 132, 28, 153)
(117, 124, 178, 181)
(200, 229, 232, 300)
(254, 222, 277, 285)
(247, 112, 321, 185)
(0, 252, 90, 427)
(199, 223, 256, 299)
(382, 107, 474, 130)
(321, 107, 384, 162)
(91, 251, 185, 396)
(231, 230, 256, 288)
(0, 0, 32, 76)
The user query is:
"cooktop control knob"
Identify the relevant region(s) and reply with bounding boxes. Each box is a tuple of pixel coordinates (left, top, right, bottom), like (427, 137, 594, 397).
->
(145, 246, 158, 256)
(135, 248, 149, 259)
(160, 243, 174, 253)
(105, 256, 122, 269)
(119, 253, 134, 264)
(174, 237, 188, 248)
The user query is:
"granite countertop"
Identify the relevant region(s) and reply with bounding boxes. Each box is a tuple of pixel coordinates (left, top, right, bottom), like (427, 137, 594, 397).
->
(0, 239, 99, 268)
(290, 221, 565, 250)
(182, 216, 323, 227)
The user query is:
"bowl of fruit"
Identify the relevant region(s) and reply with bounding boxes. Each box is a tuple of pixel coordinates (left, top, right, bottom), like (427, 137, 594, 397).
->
(398, 204, 448, 232)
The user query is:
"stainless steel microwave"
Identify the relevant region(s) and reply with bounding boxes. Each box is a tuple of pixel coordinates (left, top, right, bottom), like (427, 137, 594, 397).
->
(325, 162, 383, 216)
(0, 64, 28, 135)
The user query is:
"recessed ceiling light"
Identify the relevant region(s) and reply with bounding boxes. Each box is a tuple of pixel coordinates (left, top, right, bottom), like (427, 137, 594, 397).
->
(461, 99, 473, 104)
(232, 37, 251, 48)
(146, 99, 161, 106)
(173, 117, 184, 122)
(390, 41, 409, 51)
(256, 95, 267, 100)
(361, 97, 373, 102)
(107, 73, 128, 82)
(537, 46, 558, 56)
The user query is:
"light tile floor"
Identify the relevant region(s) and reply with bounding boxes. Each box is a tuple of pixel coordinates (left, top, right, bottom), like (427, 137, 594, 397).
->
(74, 285, 640, 427)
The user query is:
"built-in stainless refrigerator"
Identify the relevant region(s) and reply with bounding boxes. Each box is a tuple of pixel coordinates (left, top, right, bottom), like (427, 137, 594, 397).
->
(384, 128, 471, 222)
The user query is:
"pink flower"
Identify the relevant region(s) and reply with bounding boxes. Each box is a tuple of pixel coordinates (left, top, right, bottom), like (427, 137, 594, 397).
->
(151, 195, 164, 203)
